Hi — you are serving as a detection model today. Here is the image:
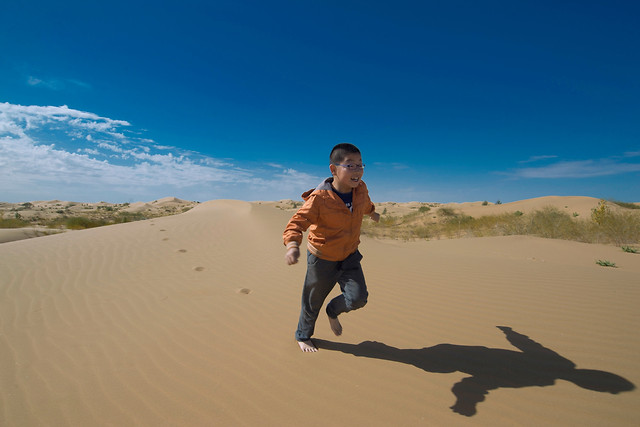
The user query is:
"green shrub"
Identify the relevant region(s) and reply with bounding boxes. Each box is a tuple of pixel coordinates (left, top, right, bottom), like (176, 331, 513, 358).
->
(596, 260, 616, 268)
(114, 212, 146, 223)
(591, 200, 610, 225)
(0, 217, 30, 228)
(528, 207, 579, 240)
(64, 217, 107, 230)
(438, 207, 456, 217)
(361, 203, 640, 245)
(591, 210, 640, 245)
(610, 200, 640, 210)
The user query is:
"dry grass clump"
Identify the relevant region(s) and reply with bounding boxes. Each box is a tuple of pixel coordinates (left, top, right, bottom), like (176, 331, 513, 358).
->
(362, 201, 640, 245)
(0, 216, 31, 228)
(0, 213, 151, 230)
(0, 202, 194, 231)
(610, 200, 640, 210)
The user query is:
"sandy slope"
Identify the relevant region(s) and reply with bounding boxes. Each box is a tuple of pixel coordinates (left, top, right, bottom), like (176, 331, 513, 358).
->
(1, 199, 638, 426)
(374, 195, 608, 219)
(0, 197, 197, 243)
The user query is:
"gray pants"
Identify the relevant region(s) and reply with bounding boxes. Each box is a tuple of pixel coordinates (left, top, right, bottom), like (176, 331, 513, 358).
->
(295, 250, 368, 342)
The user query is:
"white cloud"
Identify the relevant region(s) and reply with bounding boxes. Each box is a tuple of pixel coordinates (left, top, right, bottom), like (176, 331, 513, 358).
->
(372, 162, 408, 170)
(27, 76, 61, 90)
(67, 79, 92, 89)
(518, 155, 558, 164)
(0, 102, 319, 202)
(512, 157, 640, 178)
(79, 148, 100, 155)
(27, 76, 91, 91)
(0, 103, 130, 136)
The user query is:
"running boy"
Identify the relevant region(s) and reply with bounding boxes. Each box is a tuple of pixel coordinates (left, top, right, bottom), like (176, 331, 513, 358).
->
(283, 143, 380, 352)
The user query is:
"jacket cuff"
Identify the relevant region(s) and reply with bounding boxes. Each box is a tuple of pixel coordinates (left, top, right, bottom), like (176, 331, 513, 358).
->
(286, 241, 300, 250)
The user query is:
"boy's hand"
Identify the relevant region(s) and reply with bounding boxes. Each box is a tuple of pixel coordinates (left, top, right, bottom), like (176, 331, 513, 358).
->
(285, 247, 300, 265)
(369, 212, 380, 223)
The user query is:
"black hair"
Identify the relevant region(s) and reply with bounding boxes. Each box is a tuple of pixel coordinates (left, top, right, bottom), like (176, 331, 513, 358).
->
(330, 143, 361, 164)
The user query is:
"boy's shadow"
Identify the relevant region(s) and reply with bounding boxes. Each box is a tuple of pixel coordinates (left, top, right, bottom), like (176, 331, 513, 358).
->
(315, 326, 635, 416)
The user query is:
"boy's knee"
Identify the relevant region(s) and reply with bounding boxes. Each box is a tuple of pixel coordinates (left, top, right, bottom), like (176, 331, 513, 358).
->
(346, 294, 368, 311)
(351, 298, 367, 310)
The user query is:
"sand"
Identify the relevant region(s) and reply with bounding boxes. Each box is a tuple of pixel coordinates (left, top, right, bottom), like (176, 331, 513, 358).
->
(1, 197, 638, 426)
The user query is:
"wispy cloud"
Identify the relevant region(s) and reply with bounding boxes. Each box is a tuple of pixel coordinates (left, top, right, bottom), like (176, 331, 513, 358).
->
(518, 155, 558, 164)
(27, 76, 92, 90)
(0, 102, 319, 202)
(511, 156, 640, 179)
(373, 162, 409, 170)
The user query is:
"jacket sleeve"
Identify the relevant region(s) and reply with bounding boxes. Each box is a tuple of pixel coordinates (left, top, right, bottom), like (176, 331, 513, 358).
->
(283, 196, 318, 249)
(361, 182, 376, 215)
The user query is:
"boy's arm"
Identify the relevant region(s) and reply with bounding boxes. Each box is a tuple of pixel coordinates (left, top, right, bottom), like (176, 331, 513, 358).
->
(283, 198, 317, 265)
(361, 182, 379, 222)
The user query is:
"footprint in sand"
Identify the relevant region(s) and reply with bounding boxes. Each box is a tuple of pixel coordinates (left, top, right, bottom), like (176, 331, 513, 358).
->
(194, 266, 205, 272)
(162, 238, 169, 241)
(159, 229, 166, 232)
(177, 249, 187, 253)
(237, 288, 252, 295)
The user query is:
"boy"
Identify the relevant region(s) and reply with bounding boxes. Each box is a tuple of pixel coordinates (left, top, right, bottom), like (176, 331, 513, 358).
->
(283, 143, 380, 352)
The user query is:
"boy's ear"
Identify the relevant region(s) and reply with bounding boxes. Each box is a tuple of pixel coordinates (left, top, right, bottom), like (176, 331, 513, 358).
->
(329, 163, 337, 175)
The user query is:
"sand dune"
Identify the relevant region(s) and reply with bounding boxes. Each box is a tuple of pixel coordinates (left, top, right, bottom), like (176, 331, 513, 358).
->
(444, 195, 604, 218)
(1, 198, 638, 426)
(0, 198, 198, 243)
(374, 195, 608, 219)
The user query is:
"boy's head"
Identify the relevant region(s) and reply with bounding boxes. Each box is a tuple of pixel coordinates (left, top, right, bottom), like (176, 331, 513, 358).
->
(329, 143, 364, 193)
(330, 143, 361, 164)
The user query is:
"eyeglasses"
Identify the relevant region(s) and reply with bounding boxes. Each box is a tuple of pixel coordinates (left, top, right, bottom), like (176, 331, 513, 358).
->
(333, 163, 365, 171)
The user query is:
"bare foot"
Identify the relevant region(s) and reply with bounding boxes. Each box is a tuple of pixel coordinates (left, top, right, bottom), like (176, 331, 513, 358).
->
(328, 316, 342, 336)
(298, 340, 317, 352)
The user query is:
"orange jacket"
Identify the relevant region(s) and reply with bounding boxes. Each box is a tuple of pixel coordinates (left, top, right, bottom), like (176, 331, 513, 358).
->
(283, 178, 376, 261)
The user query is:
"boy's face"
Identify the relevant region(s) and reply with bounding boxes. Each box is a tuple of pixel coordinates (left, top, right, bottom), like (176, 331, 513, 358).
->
(330, 152, 364, 193)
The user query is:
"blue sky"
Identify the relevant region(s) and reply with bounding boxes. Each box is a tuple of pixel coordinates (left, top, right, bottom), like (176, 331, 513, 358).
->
(1, 1, 639, 203)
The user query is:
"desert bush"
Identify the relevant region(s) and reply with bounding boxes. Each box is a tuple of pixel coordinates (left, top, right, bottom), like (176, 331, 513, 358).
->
(361, 203, 640, 245)
(527, 207, 580, 240)
(610, 200, 640, 210)
(114, 212, 146, 223)
(591, 210, 640, 245)
(438, 207, 456, 217)
(596, 259, 616, 267)
(63, 217, 107, 230)
(413, 226, 432, 239)
(591, 200, 610, 225)
(0, 216, 31, 228)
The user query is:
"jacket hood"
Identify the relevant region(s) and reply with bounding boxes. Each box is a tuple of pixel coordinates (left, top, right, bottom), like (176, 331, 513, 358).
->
(301, 177, 334, 200)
